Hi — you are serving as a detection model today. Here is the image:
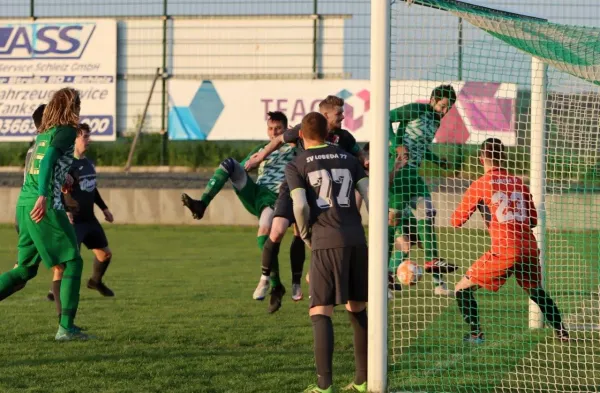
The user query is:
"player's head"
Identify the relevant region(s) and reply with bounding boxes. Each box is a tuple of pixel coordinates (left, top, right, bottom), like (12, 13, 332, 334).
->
(300, 112, 328, 146)
(75, 123, 91, 154)
(319, 95, 345, 131)
(479, 137, 506, 168)
(430, 84, 456, 117)
(266, 111, 288, 140)
(40, 87, 81, 133)
(32, 104, 46, 131)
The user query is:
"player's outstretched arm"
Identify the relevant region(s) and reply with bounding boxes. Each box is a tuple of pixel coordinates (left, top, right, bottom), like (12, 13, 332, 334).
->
(450, 181, 481, 228)
(244, 134, 284, 171)
(356, 178, 369, 211)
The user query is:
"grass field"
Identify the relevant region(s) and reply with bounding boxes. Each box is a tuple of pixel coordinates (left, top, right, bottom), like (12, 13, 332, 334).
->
(0, 224, 598, 393)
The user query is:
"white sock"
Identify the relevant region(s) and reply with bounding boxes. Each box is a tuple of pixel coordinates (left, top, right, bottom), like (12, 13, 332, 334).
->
(260, 274, 269, 281)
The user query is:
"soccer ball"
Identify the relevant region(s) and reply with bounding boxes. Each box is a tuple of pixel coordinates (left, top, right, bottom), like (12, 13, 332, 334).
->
(396, 260, 423, 286)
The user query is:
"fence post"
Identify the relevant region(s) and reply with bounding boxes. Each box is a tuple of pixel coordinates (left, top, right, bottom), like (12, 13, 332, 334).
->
(455, 17, 464, 173)
(458, 17, 463, 81)
(160, 0, 169, 166)
(312, 0, 320, 79)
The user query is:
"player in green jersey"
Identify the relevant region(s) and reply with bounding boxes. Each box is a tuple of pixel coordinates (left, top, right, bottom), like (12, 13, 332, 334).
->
(388, 84, 459, 297)
(0, 88, 91, 341)
(181, 111, 297, 300)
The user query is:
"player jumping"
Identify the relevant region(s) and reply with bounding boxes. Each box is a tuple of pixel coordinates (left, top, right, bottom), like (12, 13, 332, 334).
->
(181, 111, 296, 300)
(286, 112, 370, 393)
(388, 84, 458, 297)
(46, 123, 116, 314)
(0, 88, 90, 341)
(450, 138, 569, 343)
(244, 95, 368, 314)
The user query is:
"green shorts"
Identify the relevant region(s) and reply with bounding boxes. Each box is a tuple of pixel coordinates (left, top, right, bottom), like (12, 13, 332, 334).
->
(15, 205, 80, 269)
(235, 178, 277, 218)
(389, 166, 431, 212)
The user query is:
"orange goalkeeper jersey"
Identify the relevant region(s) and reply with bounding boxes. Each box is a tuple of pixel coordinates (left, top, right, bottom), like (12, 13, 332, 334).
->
(450, 167, 538, 252)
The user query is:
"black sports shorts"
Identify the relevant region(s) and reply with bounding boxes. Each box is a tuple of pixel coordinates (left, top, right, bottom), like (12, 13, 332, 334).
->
(74, 218, 109, 250)
(309, 244, 368, 308)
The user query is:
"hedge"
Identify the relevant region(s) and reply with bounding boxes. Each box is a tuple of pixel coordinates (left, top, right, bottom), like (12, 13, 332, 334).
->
(0, 134, 597, 186)
(0, 134, 258, 168)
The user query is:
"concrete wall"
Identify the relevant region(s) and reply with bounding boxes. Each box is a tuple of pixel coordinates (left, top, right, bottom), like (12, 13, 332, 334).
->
(1, 187, 598, 230)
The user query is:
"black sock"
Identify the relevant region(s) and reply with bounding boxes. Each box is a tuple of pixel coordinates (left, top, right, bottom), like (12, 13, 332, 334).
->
(348, 309, 368, 385)
(311, 314, 334, 390)
(290, 236, 305, 285)
(91, 256, 111, 282)
(456, 288, 481, 334)
(529, 287, 564, 331)
(52, 280, 62, 316)
(261, 239, 280, 277)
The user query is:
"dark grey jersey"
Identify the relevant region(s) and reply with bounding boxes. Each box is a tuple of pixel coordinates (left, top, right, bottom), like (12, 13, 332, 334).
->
(69, 157, 108, 223)
(285, 145, 367, 250)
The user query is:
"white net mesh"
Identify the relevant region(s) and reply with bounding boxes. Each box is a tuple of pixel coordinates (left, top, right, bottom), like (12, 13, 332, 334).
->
(387, 1, 600, 392)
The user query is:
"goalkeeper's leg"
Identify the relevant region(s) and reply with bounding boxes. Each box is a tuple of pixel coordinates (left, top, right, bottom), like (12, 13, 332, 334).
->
(526, 287, 569, 341)
(517, 253, 569, 341)
(454, 279, 484, 344)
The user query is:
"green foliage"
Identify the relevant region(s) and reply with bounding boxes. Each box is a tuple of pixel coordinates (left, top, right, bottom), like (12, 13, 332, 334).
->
(0, 135, 259, 168)
(0, 142, 32, 166)
(0, 136, 595, 187)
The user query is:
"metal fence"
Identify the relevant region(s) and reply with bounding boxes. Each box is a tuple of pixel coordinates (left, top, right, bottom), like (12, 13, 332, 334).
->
(1, 0, 599, 165)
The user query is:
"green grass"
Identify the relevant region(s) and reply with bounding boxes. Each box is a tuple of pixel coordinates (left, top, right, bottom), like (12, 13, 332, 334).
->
(0, 225, 598, 393)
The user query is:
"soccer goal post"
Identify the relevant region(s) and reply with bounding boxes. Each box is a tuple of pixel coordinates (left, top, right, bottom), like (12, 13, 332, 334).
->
(369, 1, 600, 392)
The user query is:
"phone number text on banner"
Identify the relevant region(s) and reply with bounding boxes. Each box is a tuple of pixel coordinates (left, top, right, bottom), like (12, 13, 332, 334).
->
(0, 115, 114, 139)
(0, 19, 117, 142)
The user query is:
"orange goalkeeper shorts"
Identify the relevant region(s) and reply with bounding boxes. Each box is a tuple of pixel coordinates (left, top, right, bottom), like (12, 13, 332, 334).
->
(466, 247, 541, 292)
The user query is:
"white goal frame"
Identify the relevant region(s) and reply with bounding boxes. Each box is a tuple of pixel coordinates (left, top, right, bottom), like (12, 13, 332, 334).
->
(367, 1, 548, 391)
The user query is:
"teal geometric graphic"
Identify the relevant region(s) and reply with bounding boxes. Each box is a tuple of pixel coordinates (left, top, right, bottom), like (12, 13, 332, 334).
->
(168, 81, 224, 141)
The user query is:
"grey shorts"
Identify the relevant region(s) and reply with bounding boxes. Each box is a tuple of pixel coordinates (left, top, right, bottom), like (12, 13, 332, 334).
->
(309, 244, 368, 307)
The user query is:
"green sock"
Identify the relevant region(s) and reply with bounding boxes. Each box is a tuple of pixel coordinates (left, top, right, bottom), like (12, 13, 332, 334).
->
(257, 235, 268, 251)
(417, 219, 439, 261)
(270, 258, 281, 287)
(0, 268, 27, 301)
(59, 258, 83, 330)
(201, 168, 229, 205)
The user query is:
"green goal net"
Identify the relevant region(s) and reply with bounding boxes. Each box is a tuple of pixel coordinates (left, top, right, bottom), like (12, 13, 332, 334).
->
(387, 1, 600, 392)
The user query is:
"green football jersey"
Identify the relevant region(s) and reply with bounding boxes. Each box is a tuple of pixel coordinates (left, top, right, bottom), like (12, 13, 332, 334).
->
(389, 102, 441, 169)
(256, 144, 295, 194)
(19, 125, 77, 209)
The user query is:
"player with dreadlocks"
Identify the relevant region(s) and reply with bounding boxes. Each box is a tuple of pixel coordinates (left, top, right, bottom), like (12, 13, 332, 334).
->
(0, 88, 90, 341)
